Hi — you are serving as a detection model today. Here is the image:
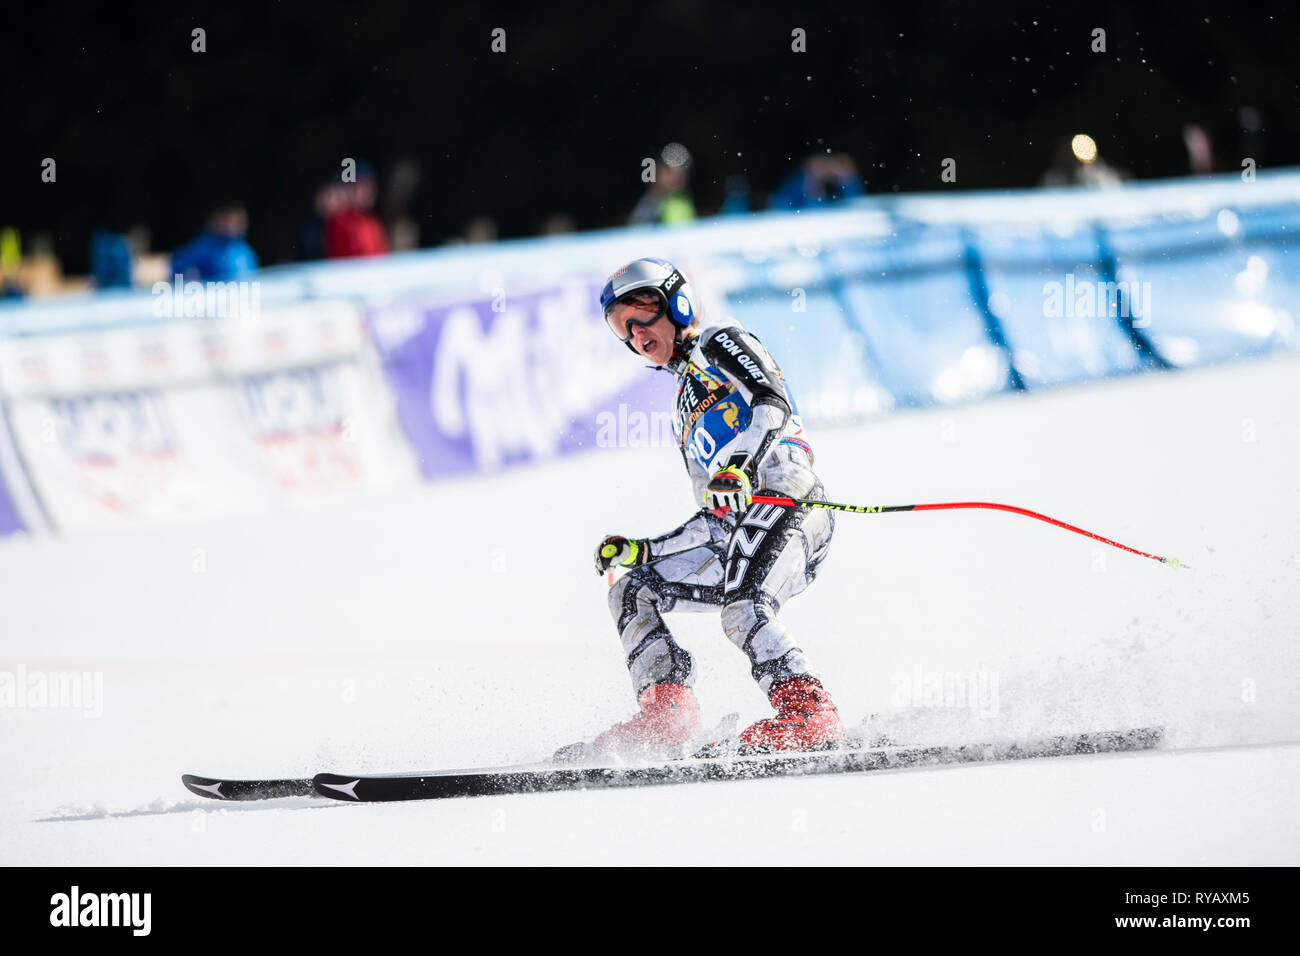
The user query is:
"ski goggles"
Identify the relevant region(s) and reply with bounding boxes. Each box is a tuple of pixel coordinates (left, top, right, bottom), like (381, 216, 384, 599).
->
(603, 291, 667, 343)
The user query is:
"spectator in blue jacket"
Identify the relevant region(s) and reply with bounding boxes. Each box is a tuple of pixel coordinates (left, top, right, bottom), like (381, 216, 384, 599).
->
(768, 154, 864, 210)
(171, 205, 259, 281)
(91, 230, 134, 288)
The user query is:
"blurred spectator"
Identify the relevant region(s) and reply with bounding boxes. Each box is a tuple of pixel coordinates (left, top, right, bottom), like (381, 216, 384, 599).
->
(91, 229, 133, 288)
(719, 174, 753, 215)
(1183, 124, 1216, 175)
(1041, 134, 1129, 188)
(171, 204, 259, 281)
(324, 162, 390, 258)
(769, 154, 864, 210)
(629, 143, 696, 226)
(1239, 105, 1264, 171)
(297, 179, 347, 261)
(540, 214, 576, 235)
(464, 217, 498, 244)
(382, 156, 422, 252)
(0, 227, 22, 299)
(1, 227, 21, 272)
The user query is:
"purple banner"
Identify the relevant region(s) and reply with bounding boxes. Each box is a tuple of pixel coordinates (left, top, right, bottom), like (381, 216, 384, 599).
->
(366, 280, 676, 480)
(0, 477, 22, 535)
(0, 412, 28, 535)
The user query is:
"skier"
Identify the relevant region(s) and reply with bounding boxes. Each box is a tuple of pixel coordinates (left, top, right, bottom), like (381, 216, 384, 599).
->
(567, 257, 844, 759)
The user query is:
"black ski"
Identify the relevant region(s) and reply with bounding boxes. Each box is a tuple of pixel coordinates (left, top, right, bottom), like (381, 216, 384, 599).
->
(312, 726, 1163, 803)
(182, 773, 317, 801)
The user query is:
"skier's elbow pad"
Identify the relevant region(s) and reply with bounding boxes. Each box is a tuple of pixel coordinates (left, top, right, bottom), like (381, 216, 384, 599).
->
(750, 399, 789, 433)
(726, 402, 788, 470)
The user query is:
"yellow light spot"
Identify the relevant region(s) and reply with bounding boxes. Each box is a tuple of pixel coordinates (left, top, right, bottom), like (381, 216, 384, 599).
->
(1071, 134, 1098, 163)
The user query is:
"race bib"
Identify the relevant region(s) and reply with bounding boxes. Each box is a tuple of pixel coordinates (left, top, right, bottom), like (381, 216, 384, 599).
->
(685, 396, 750, 471)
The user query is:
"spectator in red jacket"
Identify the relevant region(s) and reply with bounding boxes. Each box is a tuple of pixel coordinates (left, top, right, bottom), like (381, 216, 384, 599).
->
(324, 163, 390, 258)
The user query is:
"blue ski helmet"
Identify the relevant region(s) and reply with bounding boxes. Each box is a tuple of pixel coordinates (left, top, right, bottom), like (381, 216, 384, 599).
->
(599, 257, 696, 352)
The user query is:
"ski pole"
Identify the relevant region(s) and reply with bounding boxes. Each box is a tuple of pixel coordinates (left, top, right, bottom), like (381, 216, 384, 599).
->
(750, 494, 1186, 569)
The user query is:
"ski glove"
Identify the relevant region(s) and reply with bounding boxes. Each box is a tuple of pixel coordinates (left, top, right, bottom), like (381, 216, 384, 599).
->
(594, 535, 650, 575)
(704, 454, 754, 513)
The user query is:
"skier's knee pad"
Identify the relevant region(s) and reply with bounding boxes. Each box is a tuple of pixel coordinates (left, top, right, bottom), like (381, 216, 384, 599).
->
(720, 595, 777, 652)
(629, 636, 694, 689)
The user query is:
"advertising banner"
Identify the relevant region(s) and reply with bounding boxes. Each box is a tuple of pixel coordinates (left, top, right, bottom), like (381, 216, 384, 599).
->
(0, 302, 416, 532)
(367, 280, 674, 480)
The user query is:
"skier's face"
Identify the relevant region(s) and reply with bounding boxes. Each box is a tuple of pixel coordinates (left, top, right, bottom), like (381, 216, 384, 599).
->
(607, 296, 676, 363)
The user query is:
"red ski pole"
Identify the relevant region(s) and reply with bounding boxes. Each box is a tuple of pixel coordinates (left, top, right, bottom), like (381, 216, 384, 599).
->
(750, 494, 1187, 569)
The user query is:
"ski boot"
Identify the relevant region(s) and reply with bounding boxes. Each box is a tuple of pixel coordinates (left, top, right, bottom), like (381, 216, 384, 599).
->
(736, 677, 845, 753)
(554, 682, 702, 763)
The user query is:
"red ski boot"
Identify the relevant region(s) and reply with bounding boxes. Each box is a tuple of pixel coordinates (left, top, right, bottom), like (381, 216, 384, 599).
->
(556, 683, 703, 762)
(738, 678, 845, 752)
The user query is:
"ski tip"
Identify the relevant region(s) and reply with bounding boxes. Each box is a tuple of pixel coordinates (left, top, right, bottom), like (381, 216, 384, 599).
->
(1161, 556, 1190, 570)
(313, 773, 364, 801)
(181, 774, 231, 800)
(183, 773, 318, 801)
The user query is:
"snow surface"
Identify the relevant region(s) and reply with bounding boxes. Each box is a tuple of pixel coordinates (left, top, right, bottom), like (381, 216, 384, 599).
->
(2, 354, 1298, 865)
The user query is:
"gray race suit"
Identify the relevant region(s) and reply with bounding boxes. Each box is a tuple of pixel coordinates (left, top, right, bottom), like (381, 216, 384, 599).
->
(608, 318, 835, 697)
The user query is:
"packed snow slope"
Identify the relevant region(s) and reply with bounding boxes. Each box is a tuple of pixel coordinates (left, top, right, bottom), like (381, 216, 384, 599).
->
(1, 354, 1297, 865)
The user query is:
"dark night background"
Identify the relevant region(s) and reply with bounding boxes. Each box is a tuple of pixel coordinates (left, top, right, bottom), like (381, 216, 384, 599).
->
(2, 1, 1296, 273)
